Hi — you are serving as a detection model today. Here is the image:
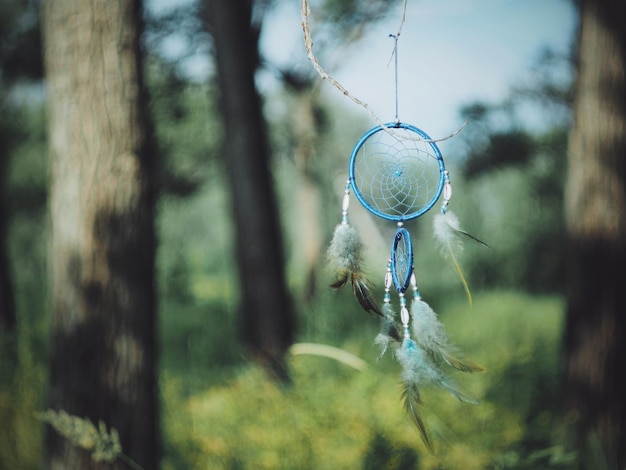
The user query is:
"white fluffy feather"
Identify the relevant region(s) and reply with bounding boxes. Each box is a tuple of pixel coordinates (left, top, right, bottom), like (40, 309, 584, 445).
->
(374, 303, 401, 358)
(433, 210, 472, 305)
(434, 211, 464, 257)
(395, 338, 478, 404)
(411, 298, 448, 353)
(411, 298, 484, 373)
(327, 223, 362, 273)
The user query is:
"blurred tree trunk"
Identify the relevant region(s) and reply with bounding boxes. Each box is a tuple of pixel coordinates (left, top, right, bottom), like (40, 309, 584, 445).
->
(289, 83, 323, 303)
(42, 1, 159, 468)
(0, 155, 15, 344)
(563, 0, 626, 467)
(0, 152, 17, 467)
(206, 0, 296, 381)
(295, 96, 322, 303)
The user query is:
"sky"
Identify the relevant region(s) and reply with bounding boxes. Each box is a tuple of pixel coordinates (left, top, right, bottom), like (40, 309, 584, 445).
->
(259, 0, 579, 139)
(148, 0, 579, 140)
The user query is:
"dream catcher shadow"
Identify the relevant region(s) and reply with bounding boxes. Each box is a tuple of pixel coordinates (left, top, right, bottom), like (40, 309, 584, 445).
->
(324, 32, 487, 452)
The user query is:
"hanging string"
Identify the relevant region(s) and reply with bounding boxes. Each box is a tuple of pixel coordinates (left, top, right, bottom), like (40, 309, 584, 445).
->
(300, 0, 466, 142)
(389, 33, 400, 123)
(388, 0, 405, 124)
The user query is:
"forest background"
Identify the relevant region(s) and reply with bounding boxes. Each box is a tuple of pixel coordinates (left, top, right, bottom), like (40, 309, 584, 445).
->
(0, 0, 624, 469)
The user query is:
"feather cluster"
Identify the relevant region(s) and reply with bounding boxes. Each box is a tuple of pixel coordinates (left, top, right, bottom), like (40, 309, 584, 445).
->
(327, 223, 382, 316)
(376, 294, 483, 451)
(393, 336, 479, 451)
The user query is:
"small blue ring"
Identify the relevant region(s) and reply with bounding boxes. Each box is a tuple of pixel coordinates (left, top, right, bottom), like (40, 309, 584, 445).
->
(391, 227, 413, 293)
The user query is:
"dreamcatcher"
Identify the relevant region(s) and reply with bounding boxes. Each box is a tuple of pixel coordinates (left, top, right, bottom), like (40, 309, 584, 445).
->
(318, 13, 486, 451)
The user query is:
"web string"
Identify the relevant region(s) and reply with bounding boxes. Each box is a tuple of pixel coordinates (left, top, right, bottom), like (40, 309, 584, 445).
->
(352, 128, 442, 219)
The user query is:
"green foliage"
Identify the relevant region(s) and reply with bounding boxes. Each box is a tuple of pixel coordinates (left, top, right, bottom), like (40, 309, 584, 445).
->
(38, 410, 144, 470)
(0, 0, 43, 81)
(0, 349, 44, 470)
(38, 410, 123, 463)
(453, 52, 571, 295)
(317, 0, 402, 29)
(160, 291, 570, 470)
(0, 98, 47, 470)
(146, 55, 221, 198)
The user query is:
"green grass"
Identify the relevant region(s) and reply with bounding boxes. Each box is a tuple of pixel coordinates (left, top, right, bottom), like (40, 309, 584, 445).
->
(159, 290, 571, 470)
(2, 289, 570, 469)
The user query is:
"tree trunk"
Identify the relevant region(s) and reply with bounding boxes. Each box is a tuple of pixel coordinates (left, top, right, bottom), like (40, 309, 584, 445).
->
(563, 0, 626, 467)
(0, 154, 15, 341)
(292, 88, 323, 303)
(42, 1, 159, 468)
(206, 0, 296, 381)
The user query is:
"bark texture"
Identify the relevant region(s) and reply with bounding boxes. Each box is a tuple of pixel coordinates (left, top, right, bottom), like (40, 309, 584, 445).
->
(564, 0, 626, 467)
(0, 154, 15, 337)
(43, 1, 158, 468)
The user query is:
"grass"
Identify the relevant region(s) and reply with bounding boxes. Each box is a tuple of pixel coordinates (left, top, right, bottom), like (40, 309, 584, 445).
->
(1, 288, 569, 469)
(159, 290, 569, 469)
(0, 286, 564, 470)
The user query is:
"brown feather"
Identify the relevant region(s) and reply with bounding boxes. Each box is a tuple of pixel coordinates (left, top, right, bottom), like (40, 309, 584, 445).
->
(329, 270, 349, 289)
(351, 273, 383, 316)
(454, 227, 491, 249)
(402, 382, 434, 453)
(441, 351, 485, 373)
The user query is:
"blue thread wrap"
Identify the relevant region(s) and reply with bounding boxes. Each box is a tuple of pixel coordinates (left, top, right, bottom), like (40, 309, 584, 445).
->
(391, 227, 413, 293)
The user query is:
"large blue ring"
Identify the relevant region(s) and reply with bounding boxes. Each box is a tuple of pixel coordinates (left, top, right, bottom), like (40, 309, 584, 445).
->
(348, 122, 445, 222)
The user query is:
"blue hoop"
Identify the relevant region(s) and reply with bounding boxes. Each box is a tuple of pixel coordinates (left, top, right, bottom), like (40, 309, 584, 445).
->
(348, 122, 445, 222)
(391, 227, 413, 293)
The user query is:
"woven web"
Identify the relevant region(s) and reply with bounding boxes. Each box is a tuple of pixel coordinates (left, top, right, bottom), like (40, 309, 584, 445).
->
(352, 127, 442, 219)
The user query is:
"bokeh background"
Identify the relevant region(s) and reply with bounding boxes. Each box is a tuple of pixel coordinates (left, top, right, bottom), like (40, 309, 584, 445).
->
(1, 0, 623, 469)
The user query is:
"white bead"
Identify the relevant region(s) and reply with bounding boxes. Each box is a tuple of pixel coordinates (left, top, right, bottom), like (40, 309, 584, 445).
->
(384, 271, 392, 289)
(342, 193, 350, 212)
(400, 306, 410, 327)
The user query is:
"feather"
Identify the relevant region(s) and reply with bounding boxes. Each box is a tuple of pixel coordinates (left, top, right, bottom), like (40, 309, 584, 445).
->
(381, 303, 401, 342)
(395, 338, 479, 439)
(453, 228, 490, 249)
(375, 303, 401, 358)
(374, 333, 393, 359)
(327, 223, 383, 316)
(327, 223, 363, 280)
(329, 270, 349, 289)
(411, 298, 485, 373)
(439, 380, 480, 405)
(392, 314, 480, 449)
(395, 339, 434, 452)
(402, 380, 434, 452)
(352, 273, 383, 316)
(433, 211, 473, 305)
